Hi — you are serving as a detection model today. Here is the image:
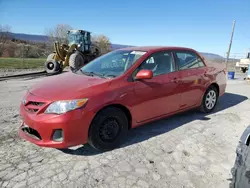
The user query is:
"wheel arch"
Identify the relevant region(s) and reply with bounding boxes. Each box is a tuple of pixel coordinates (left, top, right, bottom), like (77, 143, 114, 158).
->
(92, 103, 132, 130)
(239, 125, 250, 146)
(209, 82, 220, 94)
(199, 82, 220, 106)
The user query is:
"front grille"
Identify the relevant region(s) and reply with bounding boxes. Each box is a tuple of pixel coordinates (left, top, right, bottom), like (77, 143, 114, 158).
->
(22, 126, 42, 140)
(28, 101, 45, 106)
(25, 101, 45, 113)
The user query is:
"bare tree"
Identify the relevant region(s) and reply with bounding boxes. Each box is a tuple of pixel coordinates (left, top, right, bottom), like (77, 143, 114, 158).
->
(14, 43, 32, 58)
(92, 34, 111, 54)
(45, 24, 72, 45)
(0, 24, 11, 56)
(23, 44, 32, 58)
(5, 42, 16, 57)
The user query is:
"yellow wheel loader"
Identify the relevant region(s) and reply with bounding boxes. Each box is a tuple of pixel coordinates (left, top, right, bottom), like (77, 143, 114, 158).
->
(45, 30, 100, 74)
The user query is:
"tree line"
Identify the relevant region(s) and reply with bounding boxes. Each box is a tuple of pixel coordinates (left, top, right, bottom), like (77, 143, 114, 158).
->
(0, 24, 112, 58)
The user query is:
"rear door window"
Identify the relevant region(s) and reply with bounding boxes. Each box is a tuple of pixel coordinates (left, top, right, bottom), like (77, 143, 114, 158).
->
(175, 51, 205, 70)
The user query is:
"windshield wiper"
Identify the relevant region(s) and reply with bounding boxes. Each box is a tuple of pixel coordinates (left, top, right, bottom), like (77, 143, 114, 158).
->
(89, 72, 107, 78)
(80, 70, 117, 79)
(104, 74, 116, 78)
(80, 70, 106, 78)
(79, 70, 91, 76)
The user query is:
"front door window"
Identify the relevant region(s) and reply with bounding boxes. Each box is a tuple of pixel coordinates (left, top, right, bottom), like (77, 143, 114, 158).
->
(132, 51, 180, 122)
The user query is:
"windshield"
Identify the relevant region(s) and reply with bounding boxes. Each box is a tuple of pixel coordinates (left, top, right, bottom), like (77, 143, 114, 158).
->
(79, 50, 147, 78)
(68, 33, 82, 45)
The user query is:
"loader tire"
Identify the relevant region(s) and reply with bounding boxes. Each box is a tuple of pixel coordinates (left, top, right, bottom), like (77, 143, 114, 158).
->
(44, 60, 60, 75)
(230, 126, 250, 188)
(46, 53, 55, 61)
(69, 52, 85, 72)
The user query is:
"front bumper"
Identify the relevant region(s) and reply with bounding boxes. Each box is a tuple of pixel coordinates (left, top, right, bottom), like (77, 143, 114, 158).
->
(19, 100, 95, 149)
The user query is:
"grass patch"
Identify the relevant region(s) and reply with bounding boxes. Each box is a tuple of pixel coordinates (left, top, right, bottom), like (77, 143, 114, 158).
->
(0, 58, 46, 69)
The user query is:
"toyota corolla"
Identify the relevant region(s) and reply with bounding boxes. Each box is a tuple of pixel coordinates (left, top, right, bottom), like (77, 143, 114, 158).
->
(19, 46, 227, 151)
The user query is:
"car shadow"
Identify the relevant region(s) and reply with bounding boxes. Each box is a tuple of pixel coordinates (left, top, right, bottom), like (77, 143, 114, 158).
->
(59, 92, 248, 156)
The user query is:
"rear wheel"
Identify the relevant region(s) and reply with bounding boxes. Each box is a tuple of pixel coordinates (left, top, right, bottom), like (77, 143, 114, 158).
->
(44, 53, 62, 74)
(88, 107, 128, 151)
(200, 85, 218, 113)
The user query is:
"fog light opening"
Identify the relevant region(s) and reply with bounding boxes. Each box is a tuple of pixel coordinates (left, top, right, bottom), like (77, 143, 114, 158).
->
(52, 129, 63, 142)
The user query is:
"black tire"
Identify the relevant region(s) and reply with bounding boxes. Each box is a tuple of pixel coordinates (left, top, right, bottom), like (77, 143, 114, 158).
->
(200, 85, 218, 113)
(90, 45, 101, 57)
(88, 107, 128, 151)
(44, 59, 60, 74)
(69, 52, 85, 72)
(241, 68, 247, 73)
(46, 53, 55, 61)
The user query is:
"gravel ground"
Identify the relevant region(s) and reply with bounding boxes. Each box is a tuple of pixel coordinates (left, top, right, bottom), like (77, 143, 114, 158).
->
(0, 73, 250, 188)
(0, 69, 45, 77)
(0, 67, 71, 77)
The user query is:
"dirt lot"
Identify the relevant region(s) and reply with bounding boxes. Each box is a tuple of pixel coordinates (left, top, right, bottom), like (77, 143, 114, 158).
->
(0, 73, 249, 188)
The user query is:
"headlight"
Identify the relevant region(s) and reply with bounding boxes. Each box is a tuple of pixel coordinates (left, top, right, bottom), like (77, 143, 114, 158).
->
(44, 99, 88, 114)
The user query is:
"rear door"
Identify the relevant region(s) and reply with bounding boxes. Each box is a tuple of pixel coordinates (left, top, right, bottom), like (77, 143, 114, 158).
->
(173, 50, 208, 109)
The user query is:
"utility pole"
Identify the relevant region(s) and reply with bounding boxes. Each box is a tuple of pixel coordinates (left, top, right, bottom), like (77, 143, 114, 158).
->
(226, 20, 236, 64)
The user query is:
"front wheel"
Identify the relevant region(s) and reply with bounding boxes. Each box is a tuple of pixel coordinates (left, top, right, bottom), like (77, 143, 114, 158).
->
(200, 85, 218, 113)
(88, 107, 128, 151)
(69, 52, 85, 72)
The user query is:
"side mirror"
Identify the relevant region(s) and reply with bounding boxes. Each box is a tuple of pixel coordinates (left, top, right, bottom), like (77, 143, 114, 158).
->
(135, 69, 153, 80)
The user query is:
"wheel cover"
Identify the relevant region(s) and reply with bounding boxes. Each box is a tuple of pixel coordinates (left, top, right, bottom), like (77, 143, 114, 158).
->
(99, 117, 120, 142)
(205, 90, 217, 110)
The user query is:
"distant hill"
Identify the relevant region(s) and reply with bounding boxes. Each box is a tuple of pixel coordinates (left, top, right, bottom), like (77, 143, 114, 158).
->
(6, 32, 224, 60)
(8, 32, 48, 43)
(199, 52, 224, 60)
(7, 32, 134, 51)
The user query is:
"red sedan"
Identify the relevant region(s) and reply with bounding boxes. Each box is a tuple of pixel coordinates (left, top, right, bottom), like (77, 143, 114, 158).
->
(19, 46, 227, 151)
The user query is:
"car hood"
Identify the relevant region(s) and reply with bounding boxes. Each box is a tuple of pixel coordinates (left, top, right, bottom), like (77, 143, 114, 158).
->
(29, 72, 111, 101)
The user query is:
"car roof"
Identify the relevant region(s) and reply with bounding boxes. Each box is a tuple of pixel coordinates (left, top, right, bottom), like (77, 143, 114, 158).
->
(117, 46, 198, 53)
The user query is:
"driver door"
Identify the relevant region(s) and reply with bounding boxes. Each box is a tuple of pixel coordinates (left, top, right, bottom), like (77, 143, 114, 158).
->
(131, 51, 181, 123)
